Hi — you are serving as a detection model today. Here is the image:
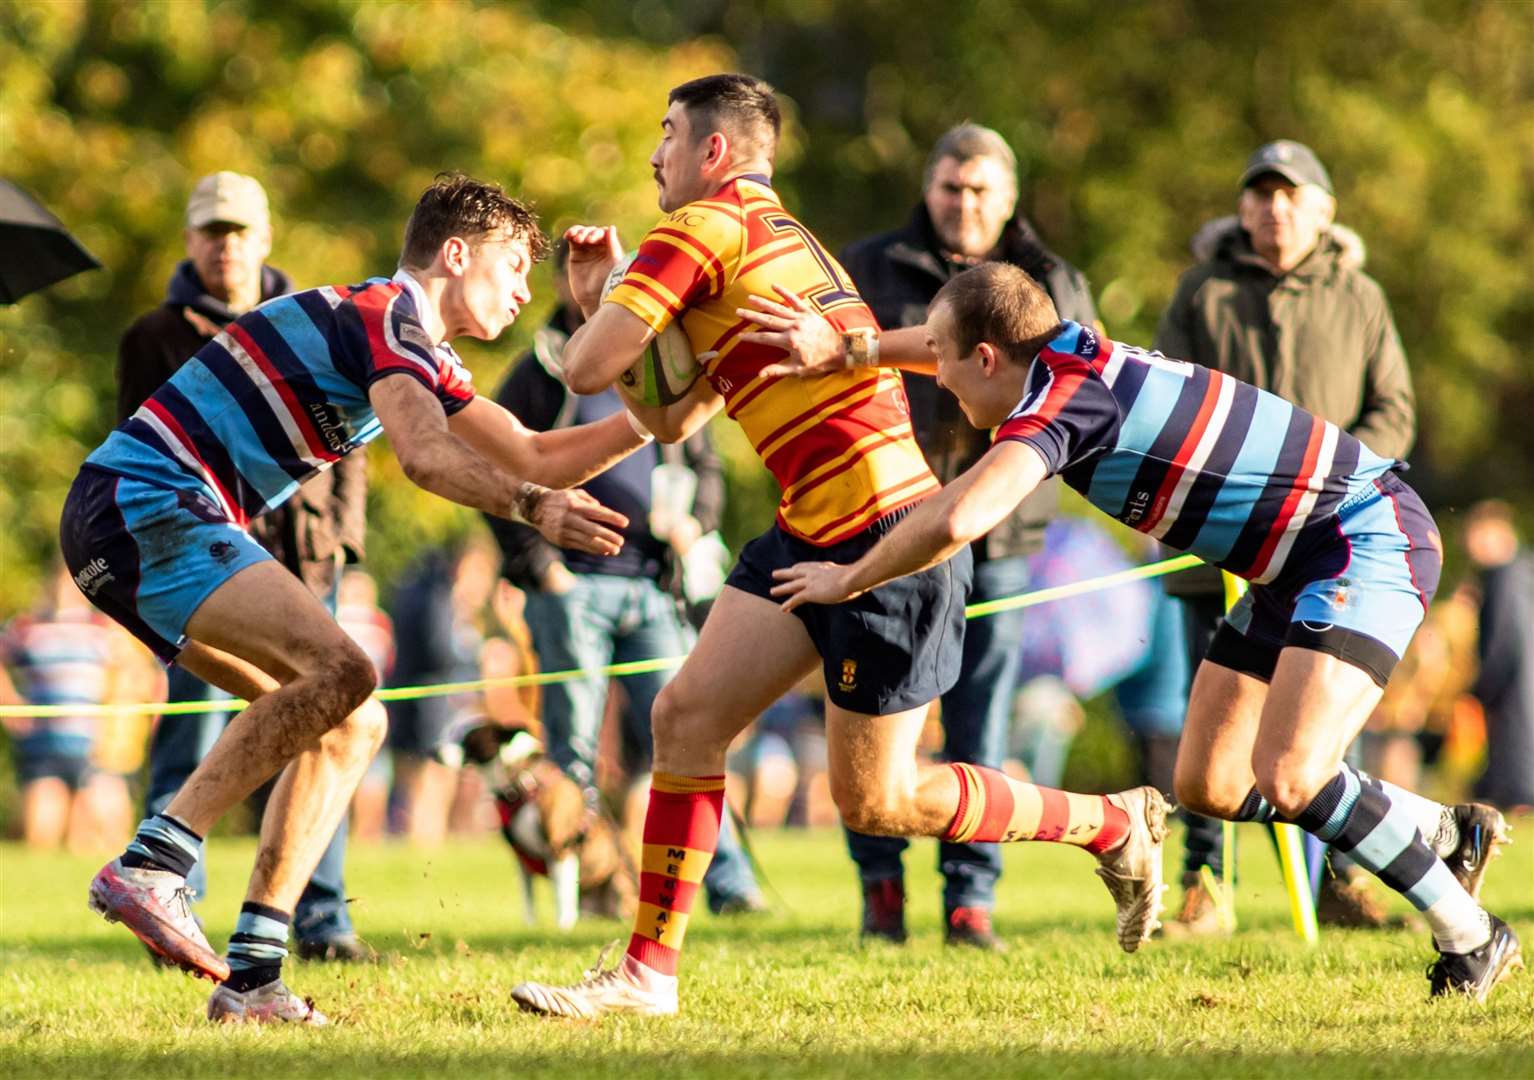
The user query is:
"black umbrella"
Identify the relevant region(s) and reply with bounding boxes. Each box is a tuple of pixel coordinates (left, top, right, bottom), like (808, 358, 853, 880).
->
(0, 179, 102, 304)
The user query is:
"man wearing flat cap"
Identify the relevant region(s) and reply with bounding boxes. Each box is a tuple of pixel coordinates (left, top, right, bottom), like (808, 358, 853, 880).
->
(115, 171, 369, 962)
(1155, 140, 1418, 935)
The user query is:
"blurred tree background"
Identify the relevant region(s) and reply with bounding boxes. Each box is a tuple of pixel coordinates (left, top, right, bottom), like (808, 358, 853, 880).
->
(2, 0, 1532, 619)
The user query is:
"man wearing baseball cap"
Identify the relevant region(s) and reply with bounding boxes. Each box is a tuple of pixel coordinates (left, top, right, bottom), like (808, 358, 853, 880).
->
(115, 171, 370, 964)
(1153, 140, 1491, 937)
(117, 172, 284, 416)
(1237, 139, 1334, 197)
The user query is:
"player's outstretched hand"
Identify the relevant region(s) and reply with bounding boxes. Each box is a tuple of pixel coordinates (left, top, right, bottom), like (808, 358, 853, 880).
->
(563, 224, 623, 315)
(739, 286, 847, 378)
(531, 488, 629, 557)
(770, 560, 862, 612)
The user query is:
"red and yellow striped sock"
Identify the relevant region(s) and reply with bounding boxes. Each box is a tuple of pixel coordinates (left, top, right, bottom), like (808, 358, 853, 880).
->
(625, 772, 724, 977)
(942, 763, 1129, 854)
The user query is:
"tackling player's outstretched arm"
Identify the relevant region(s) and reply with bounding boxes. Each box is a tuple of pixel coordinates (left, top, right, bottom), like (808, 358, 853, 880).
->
(740, 286, 936, 378)
(448, 395, 651, 489)
(370, 375, 628, 556)
(770, 440, 1048, 611)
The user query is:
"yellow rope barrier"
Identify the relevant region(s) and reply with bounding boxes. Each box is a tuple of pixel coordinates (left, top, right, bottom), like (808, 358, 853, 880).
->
(0, 552, 1206, 719)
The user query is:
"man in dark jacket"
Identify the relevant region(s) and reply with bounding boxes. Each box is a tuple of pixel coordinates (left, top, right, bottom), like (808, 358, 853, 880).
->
(484, 253, 765, 914)
(837, 124, 1100, 948)
(1154, 141, 1417, 934)
(115, 172, 367, 960)
(1463, 501, 1534, 812)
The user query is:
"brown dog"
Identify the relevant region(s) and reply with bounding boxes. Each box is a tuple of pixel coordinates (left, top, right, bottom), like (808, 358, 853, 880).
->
(448, 723, 637, 928)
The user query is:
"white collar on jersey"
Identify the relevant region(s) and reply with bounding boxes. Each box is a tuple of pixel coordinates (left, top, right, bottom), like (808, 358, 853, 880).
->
(390, 267, 463, 364)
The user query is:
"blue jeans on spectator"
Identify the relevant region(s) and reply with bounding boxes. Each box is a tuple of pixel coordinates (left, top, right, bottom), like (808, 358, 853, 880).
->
(147, 615, 354, 942)
(845, 555, 1031, 912)
(523, 572, 761, 909)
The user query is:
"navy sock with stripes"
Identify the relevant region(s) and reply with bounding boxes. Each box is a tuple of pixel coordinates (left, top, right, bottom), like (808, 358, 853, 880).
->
(224, 902, 290, 993)
(1233, 787, 1277, 824)
(1288, 765, 1488, 953)
(121, 814, 203, 878)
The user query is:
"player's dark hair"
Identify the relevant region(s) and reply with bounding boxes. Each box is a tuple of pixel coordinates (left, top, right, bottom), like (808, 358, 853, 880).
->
(932, 263, 1063, 364)
(668, 74, 781, 159)
(400, 172, 549, 269)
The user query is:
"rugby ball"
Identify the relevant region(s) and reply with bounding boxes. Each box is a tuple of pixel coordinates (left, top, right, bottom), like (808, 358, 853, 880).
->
(600, 252, 702, 407)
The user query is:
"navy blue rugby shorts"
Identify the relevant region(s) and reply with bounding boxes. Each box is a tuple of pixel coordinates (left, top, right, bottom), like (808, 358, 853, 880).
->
(726, 508, 974, 716)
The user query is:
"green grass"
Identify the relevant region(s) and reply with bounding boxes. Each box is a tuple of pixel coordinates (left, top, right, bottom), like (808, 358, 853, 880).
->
(2, 820, 1531, 1078)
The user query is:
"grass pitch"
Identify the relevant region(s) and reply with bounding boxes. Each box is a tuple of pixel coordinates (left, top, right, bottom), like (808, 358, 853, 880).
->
(2, 820, 1531, 1078)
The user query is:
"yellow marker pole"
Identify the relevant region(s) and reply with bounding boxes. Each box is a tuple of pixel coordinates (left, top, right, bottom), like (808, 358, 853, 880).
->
(1274, 823, 1320, 944)
(1219, 572, 1247, 932)
(1221, 571, 1318, 945)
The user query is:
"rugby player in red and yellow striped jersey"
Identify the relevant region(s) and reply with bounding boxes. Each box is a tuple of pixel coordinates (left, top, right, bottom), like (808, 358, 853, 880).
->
(510, 75, 1167, 1022)
(605, 174, 938, 544)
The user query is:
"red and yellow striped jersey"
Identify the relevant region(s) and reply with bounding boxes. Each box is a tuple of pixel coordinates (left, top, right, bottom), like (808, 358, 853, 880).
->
(605, 175, 939, 545)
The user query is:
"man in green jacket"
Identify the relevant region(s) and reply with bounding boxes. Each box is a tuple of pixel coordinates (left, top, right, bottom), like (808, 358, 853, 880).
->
(1155, 140, 1423, 933)
(1156, 141, 1414, 457)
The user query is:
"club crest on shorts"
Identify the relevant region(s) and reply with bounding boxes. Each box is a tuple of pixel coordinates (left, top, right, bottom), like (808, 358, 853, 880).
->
(838, 658, 858, 693)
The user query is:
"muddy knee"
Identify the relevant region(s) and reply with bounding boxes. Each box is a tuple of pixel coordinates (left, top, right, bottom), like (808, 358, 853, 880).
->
(316, 646, 377, 726)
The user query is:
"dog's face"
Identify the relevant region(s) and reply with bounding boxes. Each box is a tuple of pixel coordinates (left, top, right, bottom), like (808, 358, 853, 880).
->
(454, 723, 544, 793)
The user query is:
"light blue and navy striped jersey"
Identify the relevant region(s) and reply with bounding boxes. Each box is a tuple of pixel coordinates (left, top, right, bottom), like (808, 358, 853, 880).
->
(994, 322, 1397, 585)
(86, 270, 475, 523)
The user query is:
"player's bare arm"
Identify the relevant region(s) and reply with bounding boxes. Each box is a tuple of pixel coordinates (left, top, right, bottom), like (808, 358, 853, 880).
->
(770, 440, 1047, 611)
(560, 301, 656, 395)
(449, 395, 650, 488)
(625, 376, 726, 443)
(739, 285, 936, 377)
(370, 375, 628, 556)
(556, 224, 653, 394)
(555, 222, 726, 441)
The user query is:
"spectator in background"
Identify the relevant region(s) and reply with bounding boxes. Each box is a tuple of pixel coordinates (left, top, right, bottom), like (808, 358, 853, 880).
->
(729, 679, 834, 830)
(384, 539, 498, 845)
(485, 247, 765, 914)
(85, 643, 161, 851)
(1154, 140, 1417, 934)
(1, 563, 157, 850)
(335, 569, 396, 843)
(114, 171, 369, 961)
(1463, 500, 1534, 812)
(837, 123, 1100, 948)
(1113, 581, 1194, 800)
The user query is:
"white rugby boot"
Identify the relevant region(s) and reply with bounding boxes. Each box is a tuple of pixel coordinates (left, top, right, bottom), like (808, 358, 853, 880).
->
(208, 978, 329, 1026)
(512, 944, 678, 1019)
(88, 858, 228, 982)
(1093, 785, 1170, 953)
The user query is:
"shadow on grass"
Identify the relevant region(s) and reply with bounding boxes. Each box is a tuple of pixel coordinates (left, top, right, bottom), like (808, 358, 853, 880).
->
(4, 910, 1461, 967)
(7, 1046, 1533, 1080)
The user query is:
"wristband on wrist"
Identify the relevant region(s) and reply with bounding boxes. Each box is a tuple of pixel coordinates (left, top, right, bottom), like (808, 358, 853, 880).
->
(624, 409, 655, 443)
(509, 481, 550, 524)
(840, 327, 879, 369)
